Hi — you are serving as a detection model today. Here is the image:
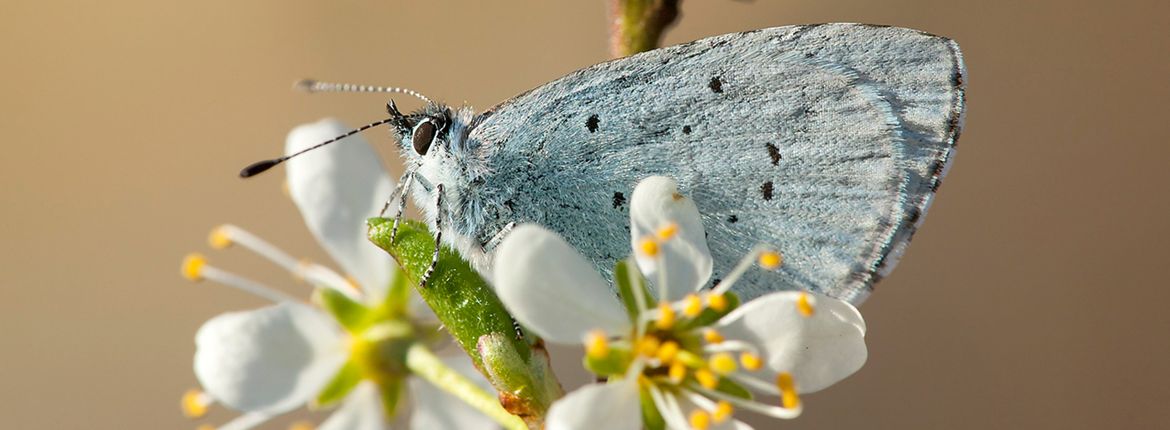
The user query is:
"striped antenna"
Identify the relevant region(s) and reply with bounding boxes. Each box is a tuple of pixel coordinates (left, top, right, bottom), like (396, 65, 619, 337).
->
(239, 117, 395, 178)
(295, 79, 433, 104)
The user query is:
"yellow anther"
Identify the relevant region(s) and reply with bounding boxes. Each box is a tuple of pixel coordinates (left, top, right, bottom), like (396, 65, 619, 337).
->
(695, 368, 718, 389)
(707, 293, 728, 312)
(289, 422, 315, 430)
(294, 258, 314, 281)
(345, 275, 363, 292)
(655, 302, 676, 330)
(797, 292, 815, 317)
(639, 238, 660, 257)
(668, 359, 687, 383)
(758, 251, 783, 270)
(702, 328, 725, 344)
(777, 372, 801, 409)
(709, 352, 737, 375)
(208, 225, 233, 249)
(181, 254, 207, 281)
(656, 340, 680, 363)
(740, 352, 763, 371)
(689, 410, 712, 430)
(181, 389, 209, 418)
(656, 223, 679, 241)
(638, 335, 662, 357)
(712, 401, 734, 423)
(683, 294, 703, 317)
(197, 425, 216, 430)
(585, 330, 610, 359)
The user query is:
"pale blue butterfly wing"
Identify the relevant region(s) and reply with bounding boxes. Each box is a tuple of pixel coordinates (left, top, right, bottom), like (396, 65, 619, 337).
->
(453, 24, 964, 304)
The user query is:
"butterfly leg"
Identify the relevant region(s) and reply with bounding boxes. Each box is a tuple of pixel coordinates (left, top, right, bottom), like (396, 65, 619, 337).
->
(380, 170, 415, 244)
(419, 183, 444, 288)
(481, 222, 516, 253)
(511, 317, 524, 340)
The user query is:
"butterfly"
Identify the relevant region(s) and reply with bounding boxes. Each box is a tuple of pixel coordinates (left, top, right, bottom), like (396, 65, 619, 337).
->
(244, 23, 966, 304)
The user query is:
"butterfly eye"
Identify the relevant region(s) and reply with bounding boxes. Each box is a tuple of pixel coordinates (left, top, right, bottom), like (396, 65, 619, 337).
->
(412, 119, 438, 156)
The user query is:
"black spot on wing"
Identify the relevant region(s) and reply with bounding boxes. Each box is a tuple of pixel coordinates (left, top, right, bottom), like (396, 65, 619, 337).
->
(727, 215, 738, 223)
(586, 114, 600, 133)
(766, 143, 782, 166)
(682, 125, 692, 135)
(708, 77, 723, 93)
(760, 181, 774, 200)
(612, 191, 626, 209)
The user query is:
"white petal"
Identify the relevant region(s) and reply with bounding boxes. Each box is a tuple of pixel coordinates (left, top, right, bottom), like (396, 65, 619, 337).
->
(493, 224, 630, 344)
(194, 302, 348, 414)
(286, 118, 397, 302)
(408, 353, 497, 430)
(318, 381, 388, 430)
(547, 379, 641, 430)
(629, 176, 713, 301)
(717, 292, 866, 393)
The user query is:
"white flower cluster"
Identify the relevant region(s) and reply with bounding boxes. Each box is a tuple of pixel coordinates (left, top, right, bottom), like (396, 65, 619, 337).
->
(180, 119, 493, 430)
(492, 177, 867, 430)
(181, 119, 868, 430)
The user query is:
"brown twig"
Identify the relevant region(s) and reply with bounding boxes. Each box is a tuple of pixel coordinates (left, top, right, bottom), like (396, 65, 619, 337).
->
(607, 0, 681, 58)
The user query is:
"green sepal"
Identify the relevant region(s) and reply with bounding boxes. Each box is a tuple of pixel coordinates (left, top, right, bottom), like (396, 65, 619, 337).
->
(583, 347, 633, 377)
(382, 264, 412, 316)
(367, 219, 563, 424)
(639, 385, 666, 430)
(313, 360, 363, 408)
(615, 258, 656, 322)
(676, 292, 741, 331)
(314, 287, 371, 333)
(715, 374, 753, 400)
(367, 219, 527, 367)
(378, 376, 405, 418)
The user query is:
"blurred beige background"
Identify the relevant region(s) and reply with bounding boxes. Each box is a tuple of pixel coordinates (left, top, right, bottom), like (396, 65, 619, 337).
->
(2, 0, 1168, 428)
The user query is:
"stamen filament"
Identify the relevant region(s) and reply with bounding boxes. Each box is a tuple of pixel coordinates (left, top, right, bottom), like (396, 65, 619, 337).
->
(199, 264, 299, 303)
(212, 225, 300, 271)
(656, 246, 670, 304)
(727, 373, 780, 396)
(679, 390, 735, 424)
(686, 383, 802, 419)
(647, 385, 690, 430)
(626, 256, 649, 338)
(212, 225, 360, 298)
(702, 340, 761, 356)
(713, 245, 769, 295)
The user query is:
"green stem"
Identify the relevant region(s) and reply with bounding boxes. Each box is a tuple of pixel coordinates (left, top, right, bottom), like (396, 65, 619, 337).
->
(405, 343, 528, 430)
(607, 0, 681, 58)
